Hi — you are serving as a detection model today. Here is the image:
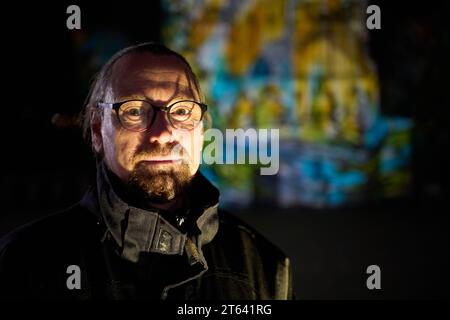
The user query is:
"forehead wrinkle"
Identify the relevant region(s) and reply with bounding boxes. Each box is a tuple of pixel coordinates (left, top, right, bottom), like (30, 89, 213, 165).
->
(111, 68, 199, 103)
(118, 79, 194, 94)
(111, 55, 200, 101)
(114, 82, 196, 104)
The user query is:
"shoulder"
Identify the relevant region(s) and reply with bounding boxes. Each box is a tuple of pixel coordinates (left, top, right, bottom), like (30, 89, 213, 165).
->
(0, 203, 99, 298)
(216, 209, 287, 259)
(203, 209, 293, 299)
(0, 203, 97, 257)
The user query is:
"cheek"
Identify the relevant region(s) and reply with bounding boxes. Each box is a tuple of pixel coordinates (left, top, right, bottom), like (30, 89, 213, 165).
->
(176, 128, 203, 174)
(115, 133, 139, 167)
(101, 120, 140, 179)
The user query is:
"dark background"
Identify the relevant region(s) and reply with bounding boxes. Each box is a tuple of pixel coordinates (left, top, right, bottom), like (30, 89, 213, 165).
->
(0, 1, 449, 299)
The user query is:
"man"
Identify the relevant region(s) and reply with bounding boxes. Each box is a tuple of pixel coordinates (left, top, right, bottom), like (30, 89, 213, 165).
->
(0, 43, 293, 300)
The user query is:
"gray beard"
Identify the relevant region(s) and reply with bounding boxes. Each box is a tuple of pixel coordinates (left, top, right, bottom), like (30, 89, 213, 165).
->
(128, 162, 192, 203)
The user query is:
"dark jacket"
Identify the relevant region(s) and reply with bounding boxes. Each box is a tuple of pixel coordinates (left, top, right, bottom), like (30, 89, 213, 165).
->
(0, 166, 293, 300)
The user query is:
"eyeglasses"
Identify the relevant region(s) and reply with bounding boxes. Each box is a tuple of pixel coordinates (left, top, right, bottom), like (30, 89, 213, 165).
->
(97, 99, 208, 132)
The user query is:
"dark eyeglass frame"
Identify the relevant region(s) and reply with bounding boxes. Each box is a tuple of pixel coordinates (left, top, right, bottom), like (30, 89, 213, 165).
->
(97, 99, 208, 132)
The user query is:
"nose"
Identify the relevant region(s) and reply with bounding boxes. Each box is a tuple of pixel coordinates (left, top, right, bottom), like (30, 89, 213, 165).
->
(147, 110, 174, 144)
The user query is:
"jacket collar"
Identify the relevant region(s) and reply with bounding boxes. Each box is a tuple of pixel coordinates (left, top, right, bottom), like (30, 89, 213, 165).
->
(81, 161, 220, 266)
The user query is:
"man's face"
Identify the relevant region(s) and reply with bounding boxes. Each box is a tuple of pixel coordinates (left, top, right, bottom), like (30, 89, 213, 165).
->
(92, 53, 204, 202)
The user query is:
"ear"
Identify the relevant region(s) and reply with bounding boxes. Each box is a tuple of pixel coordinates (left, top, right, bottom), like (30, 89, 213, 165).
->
(90, 111, 103, 155)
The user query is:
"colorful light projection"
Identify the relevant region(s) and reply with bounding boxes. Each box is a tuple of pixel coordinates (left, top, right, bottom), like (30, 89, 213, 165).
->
(162, 0, 412, 208)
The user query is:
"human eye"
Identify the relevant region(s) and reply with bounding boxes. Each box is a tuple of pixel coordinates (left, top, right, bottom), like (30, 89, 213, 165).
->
(170, 105, 192, 121)
(125, 107, 143, 117)
(119, 101, 150, 124)
(172, 107, 191, 116)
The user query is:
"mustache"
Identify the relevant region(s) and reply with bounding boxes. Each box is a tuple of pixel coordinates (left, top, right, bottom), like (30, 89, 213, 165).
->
(132, 142, 189, 163)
